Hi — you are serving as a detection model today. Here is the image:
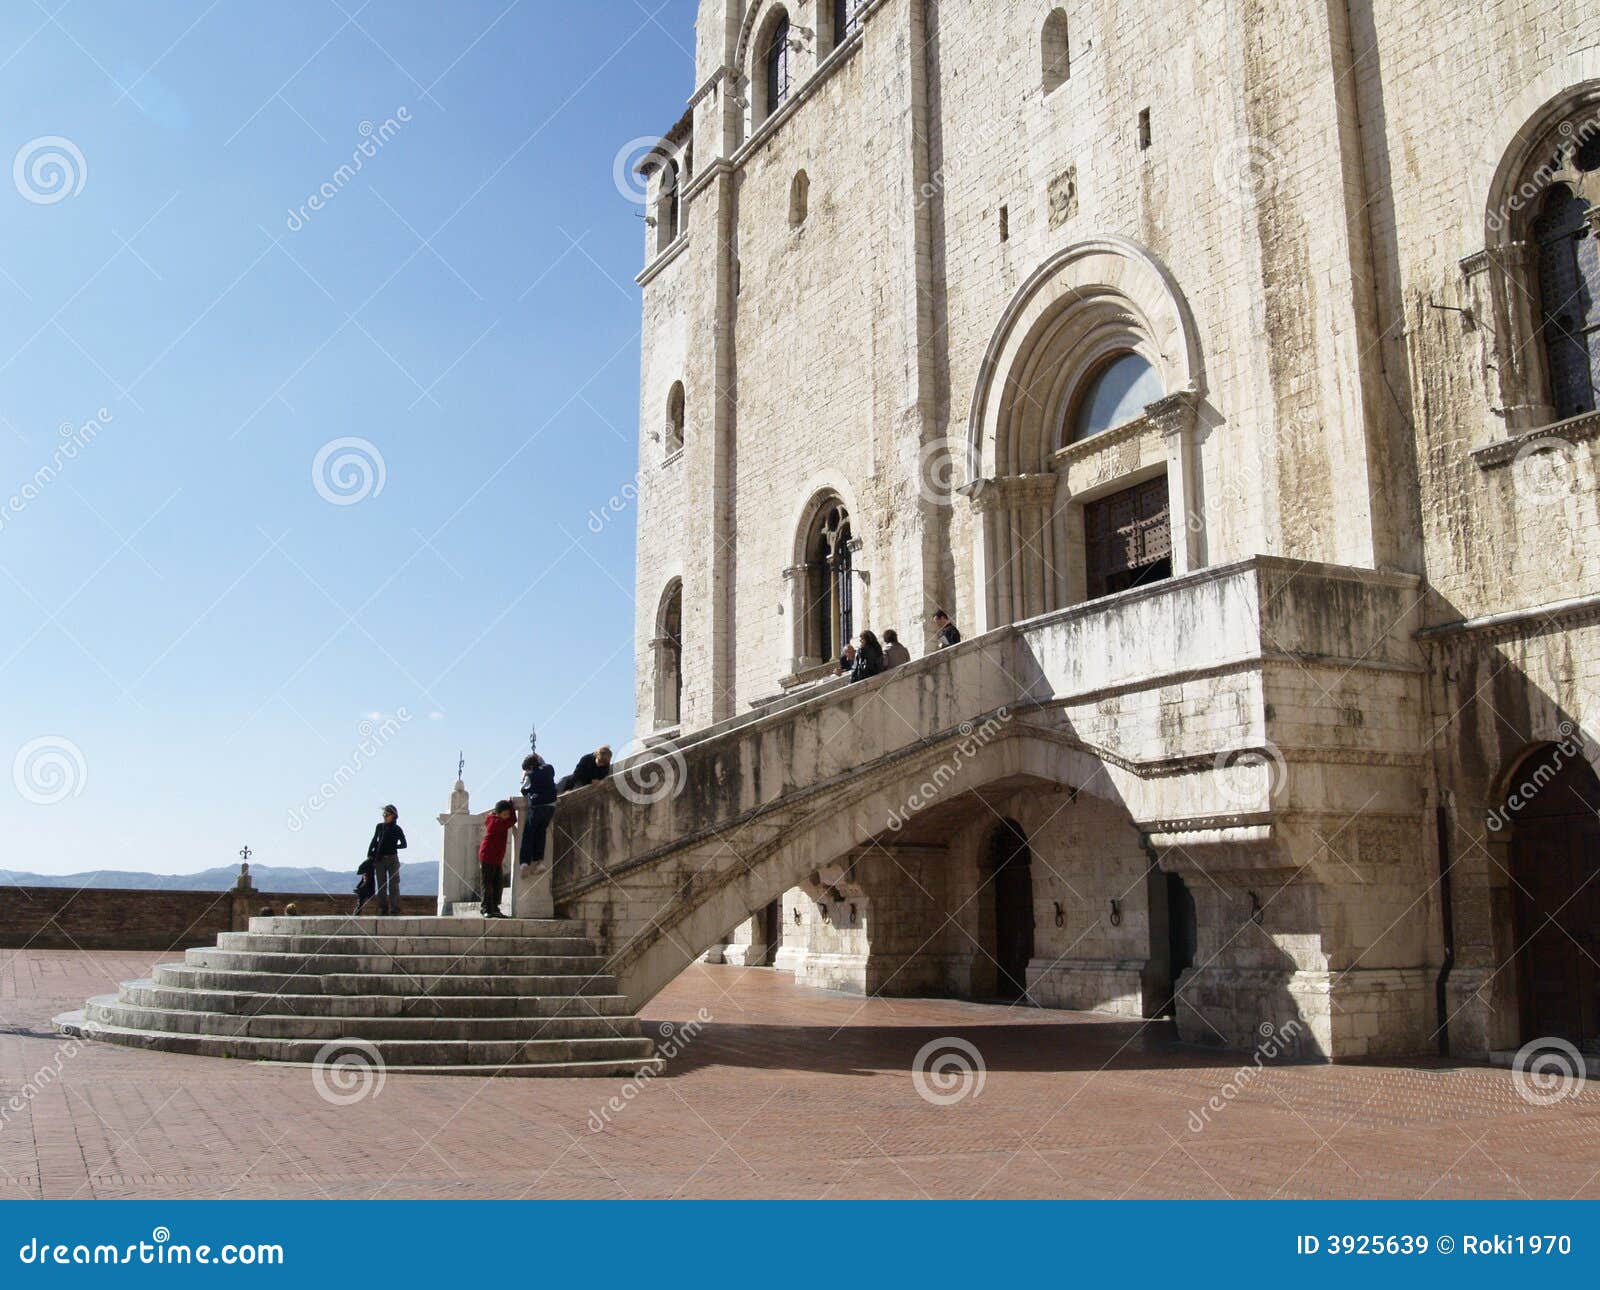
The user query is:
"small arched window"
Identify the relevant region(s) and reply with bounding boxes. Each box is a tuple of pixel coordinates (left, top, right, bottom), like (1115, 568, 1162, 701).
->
(764, 12, 792, 116)
(789, 170, 809, 227)
(655, 158, 680, 254)
(1066, 351, 1164, 443)
(665, 381, 685, 456)
(1042, 9, 1070, 93)
(832, 0, 863, 48)
(1532, 183, 1600, 422)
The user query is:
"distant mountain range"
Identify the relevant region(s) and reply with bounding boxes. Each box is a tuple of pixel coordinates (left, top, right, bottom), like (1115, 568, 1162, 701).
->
(0, 861, 440, 895)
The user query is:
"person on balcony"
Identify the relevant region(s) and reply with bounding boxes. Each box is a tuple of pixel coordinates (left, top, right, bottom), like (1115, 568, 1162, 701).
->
(850, 631, 886, 683)
(933, 609, 961, 649)
(520, 753, 558, 875)
(558, 745, 613, 794)
(882, 628, 911, 668)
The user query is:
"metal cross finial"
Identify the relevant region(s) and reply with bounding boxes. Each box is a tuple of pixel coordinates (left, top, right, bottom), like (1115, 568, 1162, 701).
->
(457, 750, 464, 781)
(528, 723, 538, 754)
(239, 844, 252, 863)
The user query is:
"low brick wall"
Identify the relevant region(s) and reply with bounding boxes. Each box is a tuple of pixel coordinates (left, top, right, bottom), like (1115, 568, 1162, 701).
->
(0, 885, 435, 953)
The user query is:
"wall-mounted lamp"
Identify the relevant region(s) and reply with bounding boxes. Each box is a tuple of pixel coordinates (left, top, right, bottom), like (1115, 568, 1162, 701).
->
(792, 906, 802, 925)
(1108, 899, 1122, 927)
(848, 902, 858, 926)
(1053, 901, 1065, 928)
(817, 902, 829, 922)
(1247, 891, 1264, 925)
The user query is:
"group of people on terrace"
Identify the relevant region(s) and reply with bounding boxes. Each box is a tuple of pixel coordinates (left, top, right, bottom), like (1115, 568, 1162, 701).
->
(354, 744, 616, 919)
(837, 609, 961, 684)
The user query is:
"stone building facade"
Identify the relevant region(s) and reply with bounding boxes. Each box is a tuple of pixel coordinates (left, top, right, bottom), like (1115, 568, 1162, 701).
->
(620, 0, 1600, 1059)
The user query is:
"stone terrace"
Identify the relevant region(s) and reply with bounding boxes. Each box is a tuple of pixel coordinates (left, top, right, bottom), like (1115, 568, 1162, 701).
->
(4, 950, 1600, 1199)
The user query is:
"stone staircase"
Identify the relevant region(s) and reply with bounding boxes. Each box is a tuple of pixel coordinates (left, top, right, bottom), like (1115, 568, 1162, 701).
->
(55, 915, 664, 1078)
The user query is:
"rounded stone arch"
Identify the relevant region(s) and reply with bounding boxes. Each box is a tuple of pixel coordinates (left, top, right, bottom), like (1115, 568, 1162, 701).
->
(967, 238, 1203, 480)
(572, 726, 1176, 1012)
(1466, 57, 1600, 250)
(787, 473, 864, 566)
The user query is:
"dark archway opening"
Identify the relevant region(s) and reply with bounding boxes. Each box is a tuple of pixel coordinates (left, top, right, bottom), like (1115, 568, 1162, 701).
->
(986, 820, 1034, 1001)
(1508, 748, 1600, 1050)
(1163, 872, 1197, 1017)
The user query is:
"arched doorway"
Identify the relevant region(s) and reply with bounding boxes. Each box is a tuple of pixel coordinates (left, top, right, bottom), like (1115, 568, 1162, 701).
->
(1508, 749, 1600, 1048)
(985, 820, 1034, 1000)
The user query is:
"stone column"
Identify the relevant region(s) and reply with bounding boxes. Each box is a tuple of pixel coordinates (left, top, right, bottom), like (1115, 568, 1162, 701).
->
(781, 563, 812, 673)
(436, 778, 476, 915)
(1146, 390, 1202, 575)
(512, 794, 555, 919)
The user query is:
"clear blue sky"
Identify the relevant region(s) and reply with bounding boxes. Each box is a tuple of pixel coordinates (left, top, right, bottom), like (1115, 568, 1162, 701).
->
(0, 0, 698, 875)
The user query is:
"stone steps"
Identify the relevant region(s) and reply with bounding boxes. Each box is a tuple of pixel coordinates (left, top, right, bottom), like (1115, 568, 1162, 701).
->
(150, 964, 613, 997)
(118, 980, 634, 1019)
(183, 948, 609, 975)
(58, 915, 664, 1078)
(215, 932, 597, 956)
(55, 1012, 661, 1078)
(85, 997, 645, 1042)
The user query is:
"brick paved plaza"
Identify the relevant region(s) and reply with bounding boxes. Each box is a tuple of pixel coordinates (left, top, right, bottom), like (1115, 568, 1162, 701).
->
(4, 950, 1600, 1200)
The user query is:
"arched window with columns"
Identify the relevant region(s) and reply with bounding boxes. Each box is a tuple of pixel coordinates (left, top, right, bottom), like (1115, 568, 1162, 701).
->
(1464, 91, 1600, 435)
(784, 493, 858, 671)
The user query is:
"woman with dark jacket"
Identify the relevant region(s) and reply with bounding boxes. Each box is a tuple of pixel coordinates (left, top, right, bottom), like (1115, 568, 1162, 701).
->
(849, 631, 886, 683)
(366, 804, 407, 916)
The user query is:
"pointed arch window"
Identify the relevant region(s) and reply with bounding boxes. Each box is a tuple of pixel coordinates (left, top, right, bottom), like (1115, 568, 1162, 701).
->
(1042, 9, 1070, 93)
(655, 157, 680, 254)
(1532, 184, 1600, 421)
(765, 13, 792, 116)
(665, 381, 686, 456)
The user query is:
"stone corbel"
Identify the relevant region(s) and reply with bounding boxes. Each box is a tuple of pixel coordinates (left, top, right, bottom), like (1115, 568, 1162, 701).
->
(1143, 389, 1202, 575)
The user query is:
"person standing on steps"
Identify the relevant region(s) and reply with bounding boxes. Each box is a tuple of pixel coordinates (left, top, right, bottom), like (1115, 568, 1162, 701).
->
(933, 609, 962, 649)
(478, 799, 517, 919)
(366, 804, 407, 916)
(520, 753, 558, 876)
(882, 628, 911, 669)
(837, 641, 856, 675)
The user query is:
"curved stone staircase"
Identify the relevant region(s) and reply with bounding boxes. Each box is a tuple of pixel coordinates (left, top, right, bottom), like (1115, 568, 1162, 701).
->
(55, 915, 664, 1078)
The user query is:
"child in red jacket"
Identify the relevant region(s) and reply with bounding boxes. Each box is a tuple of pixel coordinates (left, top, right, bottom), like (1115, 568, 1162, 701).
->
(478, 800, 517, 919)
